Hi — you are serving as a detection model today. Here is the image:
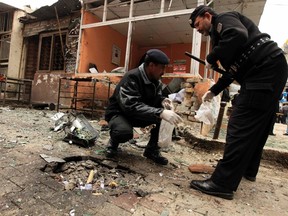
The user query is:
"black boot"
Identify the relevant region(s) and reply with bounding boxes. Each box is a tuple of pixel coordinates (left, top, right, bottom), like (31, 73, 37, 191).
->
(243, 175, 256, 182)
(105, 139, 119, 158)
(143, 147, 168, 165)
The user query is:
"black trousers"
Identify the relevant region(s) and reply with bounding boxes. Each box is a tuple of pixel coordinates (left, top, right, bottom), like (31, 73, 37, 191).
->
(211, 53, 288, 191)
(108, 114, 160, 149)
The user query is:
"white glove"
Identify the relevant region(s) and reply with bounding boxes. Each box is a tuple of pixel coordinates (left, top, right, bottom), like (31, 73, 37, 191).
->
(205, 59, 212, 70)
(160, 110, 183, 125)
(202, 90, 215, 102)
(161, 98, 174, 110)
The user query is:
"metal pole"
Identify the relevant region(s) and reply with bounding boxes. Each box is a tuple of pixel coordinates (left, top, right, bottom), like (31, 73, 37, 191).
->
(57, 77, 62, 112)
(213, 101, 227, 139)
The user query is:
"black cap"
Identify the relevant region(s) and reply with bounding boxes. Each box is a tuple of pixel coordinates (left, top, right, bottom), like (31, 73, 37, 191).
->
(189, 5, 215, 28)
(145, 49, 169, 65)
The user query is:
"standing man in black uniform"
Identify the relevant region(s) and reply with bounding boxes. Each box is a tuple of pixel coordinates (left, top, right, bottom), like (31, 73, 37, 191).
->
(105, 49, 183, 165)
(188, 5, 288, 200)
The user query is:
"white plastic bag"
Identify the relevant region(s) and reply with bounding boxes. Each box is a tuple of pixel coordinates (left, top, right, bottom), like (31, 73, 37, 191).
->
(158, 120, 174, 148)
(158, 98, 175, 148)
(194, 96, 220, 125)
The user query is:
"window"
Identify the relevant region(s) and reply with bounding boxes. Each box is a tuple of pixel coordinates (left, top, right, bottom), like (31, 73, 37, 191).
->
(0, 34, 10, 61)
(0, 10, 12, 75)
(38, 32, 67, 71)
(0, 34, 11, 75)
(0, 12, 13, 33)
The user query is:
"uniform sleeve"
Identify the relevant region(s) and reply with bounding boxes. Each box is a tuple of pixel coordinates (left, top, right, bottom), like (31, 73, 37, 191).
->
(207, 13, 249, 66)
(117, 76, 163, 121)
(209, 74, 234, 96)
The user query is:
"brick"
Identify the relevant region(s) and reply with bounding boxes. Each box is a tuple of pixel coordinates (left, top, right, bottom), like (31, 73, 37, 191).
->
(75, 190, 108, 207)
(0, 177, 23, 196)
(44, 190, 82, 211)
(40, 176, 65, 191)
(188, 164, 214, 174)
(110, 192, 140, 212)
(0, 166, 24, 179)
(138, 193, 172, 214)
(131, 205, 160, 216)
(97, 201, 132, 216)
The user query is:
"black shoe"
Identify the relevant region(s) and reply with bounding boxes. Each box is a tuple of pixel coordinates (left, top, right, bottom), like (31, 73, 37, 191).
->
(244, 175, 256, 182)
(283, 133, 288, 136)
(269, 133, 276, 136)
(105, 147, 118, 158)
(101, 125, 110, 131)
(105, 139, 119, 158)
(190, 179, 234, 200)
(143, 148, 168, 165)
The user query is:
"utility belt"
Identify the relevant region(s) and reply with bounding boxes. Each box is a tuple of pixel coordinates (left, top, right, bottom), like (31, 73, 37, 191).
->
(228, 37, 270, 75)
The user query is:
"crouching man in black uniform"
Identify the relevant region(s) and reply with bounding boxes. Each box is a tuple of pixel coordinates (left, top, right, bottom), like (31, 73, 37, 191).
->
(189, 5, 288, 199)
(104, 49, 183, 165)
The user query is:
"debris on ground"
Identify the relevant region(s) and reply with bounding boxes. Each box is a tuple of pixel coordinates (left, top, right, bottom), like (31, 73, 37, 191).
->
(51, 111, 99, 147)
(41, 156, 146, 195)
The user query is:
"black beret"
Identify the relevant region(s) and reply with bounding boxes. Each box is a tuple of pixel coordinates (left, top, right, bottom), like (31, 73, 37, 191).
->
(145, 49, 169, 65)
(189, 5, 215, 28)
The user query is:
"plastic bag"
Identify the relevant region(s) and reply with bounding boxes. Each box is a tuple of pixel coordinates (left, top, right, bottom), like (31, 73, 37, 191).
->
(158, 120, 174, 148)
(194, 96, 220, 125)
(158, 98, 175, 148)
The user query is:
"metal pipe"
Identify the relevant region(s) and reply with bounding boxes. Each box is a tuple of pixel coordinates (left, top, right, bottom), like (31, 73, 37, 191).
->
(213, 101, 227, 139)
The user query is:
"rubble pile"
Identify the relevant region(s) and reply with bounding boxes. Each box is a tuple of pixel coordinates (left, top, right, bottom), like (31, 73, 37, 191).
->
(173, 79, 213, 123)
(43, 158, 146, 194)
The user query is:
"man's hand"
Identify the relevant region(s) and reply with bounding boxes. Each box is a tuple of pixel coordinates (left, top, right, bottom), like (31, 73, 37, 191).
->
(161, 98, 173, 110)
(202, 90, 215, 102)
(205, 59, 212, 70)
(160, 110, 183, 125)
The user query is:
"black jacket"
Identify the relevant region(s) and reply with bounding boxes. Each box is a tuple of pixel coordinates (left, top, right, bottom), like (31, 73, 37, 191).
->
(207, 11, 282, 95)
(105, 65, 165, 122)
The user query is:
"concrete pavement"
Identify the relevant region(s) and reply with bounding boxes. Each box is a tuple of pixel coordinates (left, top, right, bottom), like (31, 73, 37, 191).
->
(0, 106, 288, 216)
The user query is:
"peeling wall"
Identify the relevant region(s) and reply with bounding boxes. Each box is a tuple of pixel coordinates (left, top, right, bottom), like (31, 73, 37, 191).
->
(31, 72, 66, 104)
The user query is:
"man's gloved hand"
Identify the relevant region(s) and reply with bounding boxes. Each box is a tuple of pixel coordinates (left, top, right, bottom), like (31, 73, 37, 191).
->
(202, 90, 215, 102)
(160, 110, 183, 125)
(205, 59, 213, 70)
(161, 98, 173, 110)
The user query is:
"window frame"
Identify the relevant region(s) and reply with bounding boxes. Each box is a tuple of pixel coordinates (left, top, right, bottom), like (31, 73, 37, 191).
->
(0, 34, 11, 61)
(37, 31, 67, 72)
(0, 11, 13, 33)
